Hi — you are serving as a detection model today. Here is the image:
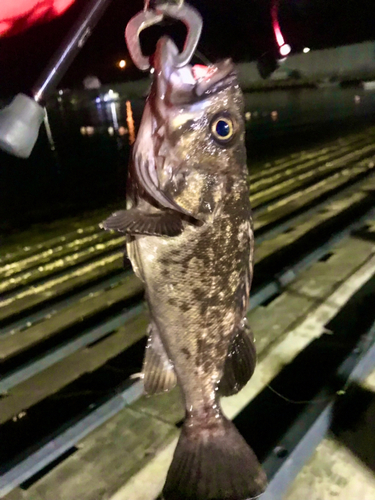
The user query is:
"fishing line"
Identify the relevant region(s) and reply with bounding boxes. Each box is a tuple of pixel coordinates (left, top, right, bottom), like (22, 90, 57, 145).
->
(194, 49, 212, 65)
(266, 383, 348, 405)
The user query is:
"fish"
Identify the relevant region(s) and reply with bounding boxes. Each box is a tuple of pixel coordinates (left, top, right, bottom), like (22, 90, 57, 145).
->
(101, 37, 267, 500)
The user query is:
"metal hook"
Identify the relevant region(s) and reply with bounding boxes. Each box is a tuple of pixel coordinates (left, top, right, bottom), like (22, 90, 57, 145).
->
(125, 1, 202, 71)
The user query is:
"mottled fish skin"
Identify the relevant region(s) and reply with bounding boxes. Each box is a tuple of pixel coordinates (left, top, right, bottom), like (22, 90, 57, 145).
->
(103, 37, 266, 500)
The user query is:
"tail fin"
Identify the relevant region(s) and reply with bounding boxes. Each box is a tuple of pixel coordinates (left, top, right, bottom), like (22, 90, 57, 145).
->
(163, 416, 267, 500)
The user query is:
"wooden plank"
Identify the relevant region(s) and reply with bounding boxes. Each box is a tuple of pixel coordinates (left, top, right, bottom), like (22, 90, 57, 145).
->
(254, 162, 375, 231)
(1, 223, 103, 266)
(284, 369, 375, 500)
(0, 274, 143, 361)
(288, 237, 375, 300)
(0, 254, 123, 322)
(0, 237, 124, 296)
(0, 231, 118, 280)
(3, 408, 178, 500)
(254, 190, 369, 263)
(250, 135, 370, 193)
(250, 128, 372, 175)
(0, 311, 149, 425)
(252, 144, 375, 209)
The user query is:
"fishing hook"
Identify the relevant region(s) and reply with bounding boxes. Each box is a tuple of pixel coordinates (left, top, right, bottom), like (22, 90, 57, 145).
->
(125, 0, 202, 70)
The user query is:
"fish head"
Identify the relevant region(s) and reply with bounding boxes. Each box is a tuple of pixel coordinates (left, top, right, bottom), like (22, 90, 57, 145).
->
(132, 37, 246, 217)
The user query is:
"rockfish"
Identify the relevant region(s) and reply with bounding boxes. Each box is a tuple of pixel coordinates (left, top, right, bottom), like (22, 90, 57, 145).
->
(102, 38, 267, 500)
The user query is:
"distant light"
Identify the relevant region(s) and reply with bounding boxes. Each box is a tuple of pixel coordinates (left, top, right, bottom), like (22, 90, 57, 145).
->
(279, 44, 291, 57)
(303, 47, 310, 54)
(118, 126, 128, 136)
(95, 97, 101, 104)
(126, 100, 136, 145)
(354, 95, 361, 104)
(108, 127, 114, 136)
(150, 68, 155, 74)
(103, 90, 119, 102)
(80, 126, 95, 135)
(245, 112, 251, 121)
(58, 90, 63, 95)
(271, 110, 278, 121)
(118, 60, 126, 69)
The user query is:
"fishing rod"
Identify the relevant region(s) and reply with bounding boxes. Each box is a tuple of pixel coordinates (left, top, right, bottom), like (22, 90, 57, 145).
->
(0, 0, 114, 159)
(0, 0, 201, 159)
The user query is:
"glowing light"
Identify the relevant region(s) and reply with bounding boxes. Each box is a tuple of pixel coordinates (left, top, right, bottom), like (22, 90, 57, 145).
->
(303, 47, 310, 54)
(273, 23, 285, 47)
(126, 100, 135, 145)
(245, 112, 251, 121)
(271, 0, 290, 57)
(279, 44, 291, 57)
(118, 60, 126, 69)
(103, 90, 119, 102)
(354, 95, 361, 104)
(0, 0, 75, 37)
(110, 102, 119, 130)
(271, 110, 278, 121)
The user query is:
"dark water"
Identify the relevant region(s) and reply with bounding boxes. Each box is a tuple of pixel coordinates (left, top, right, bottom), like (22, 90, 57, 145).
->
(1, 86, 375, 234)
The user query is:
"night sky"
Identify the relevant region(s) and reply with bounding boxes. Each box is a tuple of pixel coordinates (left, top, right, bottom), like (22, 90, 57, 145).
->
(1, 0, 375, 97)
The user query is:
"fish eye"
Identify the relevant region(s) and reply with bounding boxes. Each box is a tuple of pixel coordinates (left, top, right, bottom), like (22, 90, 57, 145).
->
(210, 116, 235, 143)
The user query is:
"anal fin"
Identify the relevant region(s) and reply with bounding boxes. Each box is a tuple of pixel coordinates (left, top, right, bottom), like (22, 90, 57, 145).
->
(219, 318, 256, 397)
(143, 323, 177, 395)
(100, 208, 183, 236)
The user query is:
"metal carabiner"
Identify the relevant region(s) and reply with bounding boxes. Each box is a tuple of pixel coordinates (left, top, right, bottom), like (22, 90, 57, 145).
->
(125, 1, 203, 71)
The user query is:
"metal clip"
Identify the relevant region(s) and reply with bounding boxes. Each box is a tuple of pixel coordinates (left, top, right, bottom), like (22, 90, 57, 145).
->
(125, 1, 202, 71)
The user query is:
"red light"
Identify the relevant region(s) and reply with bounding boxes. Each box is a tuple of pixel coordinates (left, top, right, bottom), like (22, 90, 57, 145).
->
(271, 0, 291, 56)
(0, 0, 75, 37)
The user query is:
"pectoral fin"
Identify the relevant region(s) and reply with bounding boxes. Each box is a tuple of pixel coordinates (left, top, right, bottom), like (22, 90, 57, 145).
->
(219, 318, 256, 397)
(143, 323, 177, 395)
(100, 209, 183, 236)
